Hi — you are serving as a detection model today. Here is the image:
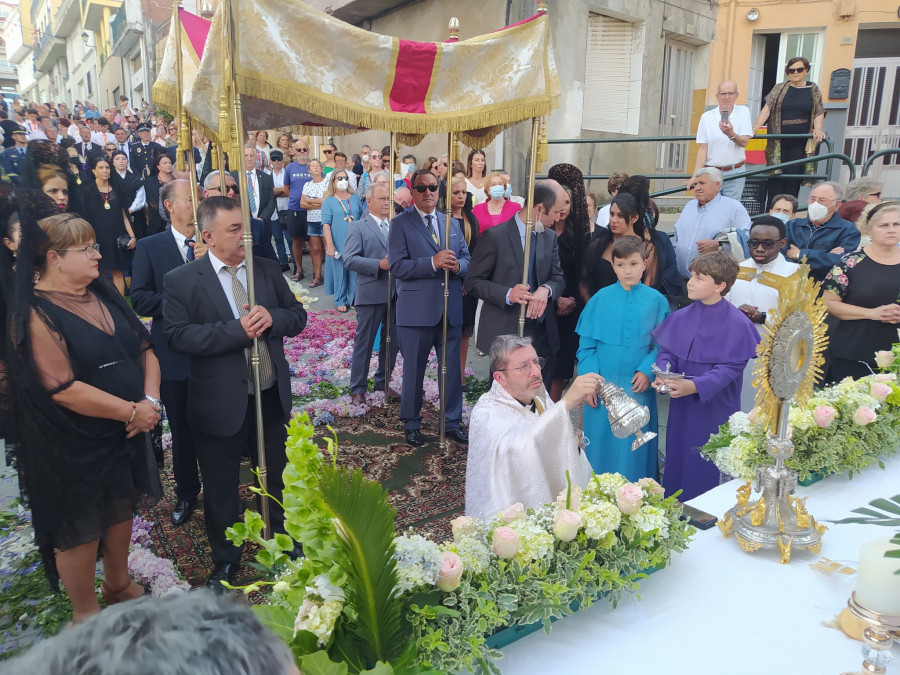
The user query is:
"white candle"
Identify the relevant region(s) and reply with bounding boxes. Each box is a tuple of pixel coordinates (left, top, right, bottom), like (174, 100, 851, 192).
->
(856, 537, 900, 616)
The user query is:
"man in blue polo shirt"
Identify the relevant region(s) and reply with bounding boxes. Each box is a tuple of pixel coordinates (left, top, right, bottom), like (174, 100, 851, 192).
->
(284, 139, 311, 281)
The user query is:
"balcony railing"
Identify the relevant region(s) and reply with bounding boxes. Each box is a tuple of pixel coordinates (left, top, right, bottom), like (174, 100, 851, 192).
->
(110, 8, 127, 46)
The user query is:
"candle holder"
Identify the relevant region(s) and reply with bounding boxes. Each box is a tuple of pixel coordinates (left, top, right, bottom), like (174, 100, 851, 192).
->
(840, 592, 900, 675)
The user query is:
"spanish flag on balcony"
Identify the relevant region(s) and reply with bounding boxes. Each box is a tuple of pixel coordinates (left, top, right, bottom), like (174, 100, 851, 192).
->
(155, 0, 558, 147)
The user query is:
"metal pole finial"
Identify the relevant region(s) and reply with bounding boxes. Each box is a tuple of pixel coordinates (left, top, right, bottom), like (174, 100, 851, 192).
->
(537, 1, 548, 14)
(448, 17, 460, 42)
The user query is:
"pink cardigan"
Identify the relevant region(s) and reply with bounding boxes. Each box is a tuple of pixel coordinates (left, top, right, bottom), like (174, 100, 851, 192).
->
(472, 199, 521, 233)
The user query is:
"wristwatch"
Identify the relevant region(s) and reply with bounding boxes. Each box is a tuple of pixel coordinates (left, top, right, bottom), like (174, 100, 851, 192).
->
(145, 395, 163, 408)
(540, 283, 553, 298)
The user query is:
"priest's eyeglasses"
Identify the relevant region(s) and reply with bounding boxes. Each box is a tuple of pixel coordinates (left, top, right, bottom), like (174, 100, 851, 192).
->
(748, 239, 780, 250)
(56, 244, 101, 257)
(498, 357, 545, 373)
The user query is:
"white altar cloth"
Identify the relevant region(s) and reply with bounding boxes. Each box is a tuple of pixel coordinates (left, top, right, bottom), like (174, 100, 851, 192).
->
(501, 455, 900, 674)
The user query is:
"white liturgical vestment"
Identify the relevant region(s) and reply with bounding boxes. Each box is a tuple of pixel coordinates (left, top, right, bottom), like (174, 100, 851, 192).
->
(466, 380, 593, 520)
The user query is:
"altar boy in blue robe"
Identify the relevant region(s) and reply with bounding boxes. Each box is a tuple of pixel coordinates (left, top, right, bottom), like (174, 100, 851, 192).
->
(576, 236, 670, 481)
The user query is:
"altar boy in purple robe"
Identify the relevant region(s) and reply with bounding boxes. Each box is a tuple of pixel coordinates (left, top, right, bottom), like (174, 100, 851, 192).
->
(651, 251, 760, 501)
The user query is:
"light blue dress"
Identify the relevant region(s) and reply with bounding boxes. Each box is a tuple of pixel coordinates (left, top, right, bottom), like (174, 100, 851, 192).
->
(575, 282, 670, 481)
(321, 195, 362, 307)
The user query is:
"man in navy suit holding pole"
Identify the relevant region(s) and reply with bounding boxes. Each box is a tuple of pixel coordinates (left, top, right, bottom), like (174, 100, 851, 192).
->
(131, 179, 205, 528)
(388, 169, 470, 446)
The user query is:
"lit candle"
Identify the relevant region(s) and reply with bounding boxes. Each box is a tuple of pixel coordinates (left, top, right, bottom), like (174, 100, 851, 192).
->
(856, 537, 900, 616)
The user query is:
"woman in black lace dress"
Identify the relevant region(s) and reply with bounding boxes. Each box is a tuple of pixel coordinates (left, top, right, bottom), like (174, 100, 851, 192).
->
(6, 212, 162, 624)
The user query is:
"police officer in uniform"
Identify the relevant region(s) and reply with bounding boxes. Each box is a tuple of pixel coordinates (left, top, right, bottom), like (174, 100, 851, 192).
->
(1, 128, 28, 184)
(130, 123, 165, 179)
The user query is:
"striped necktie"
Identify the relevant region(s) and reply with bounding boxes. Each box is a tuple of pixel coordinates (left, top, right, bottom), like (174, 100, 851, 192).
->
(225, 266, 273, 386)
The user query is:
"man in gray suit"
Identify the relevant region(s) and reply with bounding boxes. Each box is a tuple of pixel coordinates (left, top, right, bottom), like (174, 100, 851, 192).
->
(466, 179, 566, 392)
(344, 182, 400, 405)
(388, 169, 471, 446)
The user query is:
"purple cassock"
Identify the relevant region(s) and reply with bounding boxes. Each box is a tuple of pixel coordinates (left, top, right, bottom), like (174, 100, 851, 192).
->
(652, 299, 760, 501)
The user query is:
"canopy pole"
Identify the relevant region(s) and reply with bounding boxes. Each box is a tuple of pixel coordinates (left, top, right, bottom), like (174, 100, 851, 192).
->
(384, 131, 396, 406)
(172, 3, 200, 230)
(224, 0, 270, 538)
(518, 117, 540, 337)
(438, 132, 455, 449)
(185, 117, 200, 228)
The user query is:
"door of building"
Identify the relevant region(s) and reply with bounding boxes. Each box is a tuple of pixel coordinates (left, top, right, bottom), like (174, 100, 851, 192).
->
(842, 58, 900, 197)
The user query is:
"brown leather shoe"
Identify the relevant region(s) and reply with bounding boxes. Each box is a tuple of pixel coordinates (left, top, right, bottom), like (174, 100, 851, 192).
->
(350, 393, 366, 405)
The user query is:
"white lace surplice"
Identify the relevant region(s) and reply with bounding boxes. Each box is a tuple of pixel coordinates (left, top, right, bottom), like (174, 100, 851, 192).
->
(466, 381, 593, 519)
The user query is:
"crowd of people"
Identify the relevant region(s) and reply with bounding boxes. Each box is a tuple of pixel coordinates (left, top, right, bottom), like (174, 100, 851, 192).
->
(0, 87, 897, 640)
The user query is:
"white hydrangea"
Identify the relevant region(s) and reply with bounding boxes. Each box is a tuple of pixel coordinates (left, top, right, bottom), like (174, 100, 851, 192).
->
(726, 411, 751, 436)
(393, 533, 441, 594)
(510, 517, 554, 563)
(628, 504, 670, 539)
(716, 435, 759, 480)
(294, 597, 344, 646)
(443, 535, 491, 576)
(578, 500, 622, 540)
(585, 472, 628, 500)
(788, 406, 816, 432)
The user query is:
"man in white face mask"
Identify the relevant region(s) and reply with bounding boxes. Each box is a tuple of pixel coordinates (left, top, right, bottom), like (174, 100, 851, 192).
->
(783, 181, 860, 283)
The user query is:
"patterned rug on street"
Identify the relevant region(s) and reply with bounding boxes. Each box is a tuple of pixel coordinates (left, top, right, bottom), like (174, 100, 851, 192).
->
(142, 402, 467, 588)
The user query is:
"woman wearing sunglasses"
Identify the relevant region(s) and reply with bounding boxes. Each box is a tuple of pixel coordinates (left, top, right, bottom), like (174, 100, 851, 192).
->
(752, 56, 825, 201)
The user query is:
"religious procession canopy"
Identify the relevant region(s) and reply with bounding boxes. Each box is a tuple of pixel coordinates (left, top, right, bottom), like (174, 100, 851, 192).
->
(153, 0, 559, 146)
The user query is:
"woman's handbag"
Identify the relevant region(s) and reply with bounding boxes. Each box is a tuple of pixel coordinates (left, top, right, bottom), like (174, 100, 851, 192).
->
(116, 234, 132, 250)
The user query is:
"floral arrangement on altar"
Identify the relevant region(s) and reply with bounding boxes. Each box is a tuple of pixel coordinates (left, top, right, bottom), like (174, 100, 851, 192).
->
(700, 369, 900, 483)
(226, 415, 694, 675)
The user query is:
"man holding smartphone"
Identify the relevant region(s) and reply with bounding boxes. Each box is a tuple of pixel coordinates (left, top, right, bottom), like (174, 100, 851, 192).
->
(687, 80, 752, 201)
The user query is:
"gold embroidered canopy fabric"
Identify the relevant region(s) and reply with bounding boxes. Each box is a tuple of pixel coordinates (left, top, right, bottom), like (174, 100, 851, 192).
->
(157, 0, 558, 145)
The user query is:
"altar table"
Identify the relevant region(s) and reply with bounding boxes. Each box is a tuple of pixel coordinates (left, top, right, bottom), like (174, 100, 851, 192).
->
(501, 454, 900, 674)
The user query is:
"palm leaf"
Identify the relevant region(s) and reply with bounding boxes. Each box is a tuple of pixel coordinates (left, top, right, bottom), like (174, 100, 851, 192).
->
(830, 494, 900, 526)
(318, 465, 406, 665)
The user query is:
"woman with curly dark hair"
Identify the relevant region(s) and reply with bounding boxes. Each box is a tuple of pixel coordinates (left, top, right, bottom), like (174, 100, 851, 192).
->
(546, 163, 590, 401)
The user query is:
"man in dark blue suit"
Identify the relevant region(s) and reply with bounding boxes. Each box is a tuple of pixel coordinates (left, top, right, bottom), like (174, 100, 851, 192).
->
(388, 169, 470, 446)
(131, 179, 205, 527)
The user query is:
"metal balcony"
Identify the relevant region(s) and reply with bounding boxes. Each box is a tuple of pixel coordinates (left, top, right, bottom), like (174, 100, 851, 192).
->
(33, 30, 67, 73)
(110, 7, 143, 58)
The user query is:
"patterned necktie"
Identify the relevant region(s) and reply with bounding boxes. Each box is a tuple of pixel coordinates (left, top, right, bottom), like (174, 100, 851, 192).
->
(225, 266, 273, 386)
(426, 214, 438, 246)
(247, 172, 257, 215)
(379, 219, 389, 241)
(185, 238, 195, 261)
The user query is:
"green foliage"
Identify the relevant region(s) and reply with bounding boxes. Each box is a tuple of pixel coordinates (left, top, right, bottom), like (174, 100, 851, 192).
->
(408, 497, 694, 674)
(830, 494, 900, 528)
(295, 382, 352, 404)
(464, 377, 492, 404)
(318, 466, 406, 665)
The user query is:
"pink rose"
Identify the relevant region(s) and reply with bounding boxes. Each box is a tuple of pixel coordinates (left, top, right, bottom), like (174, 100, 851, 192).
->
(501, 502, 525, 523)
(874, 373, 897, 383)
(746, 407, 764, 426)
(555, 487, 581, 511)
(812, 405, 836, 429)
(874, 351, 896, 369)
(870, 383, 891, 403)
(637, 477, 665, 497)
(615, 483, 643, 515)
(852, 406, 877, 426)
(552, 509, 582, 542)
(450, 516, 476, 540)
(491, 526, 520, 559)
(436, 551, 463, 591)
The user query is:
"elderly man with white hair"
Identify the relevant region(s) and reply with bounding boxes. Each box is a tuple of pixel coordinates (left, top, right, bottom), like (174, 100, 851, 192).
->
(672, 166, 751, 282)
(783, 180, 859, 283)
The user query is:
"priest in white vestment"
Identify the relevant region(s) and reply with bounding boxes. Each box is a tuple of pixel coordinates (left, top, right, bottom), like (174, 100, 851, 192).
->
(466, 335, 600, 520)
(725, 216, 798, 409)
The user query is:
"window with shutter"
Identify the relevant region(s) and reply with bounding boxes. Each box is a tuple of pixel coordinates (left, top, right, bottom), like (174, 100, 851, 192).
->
(583, 13, 642, 135)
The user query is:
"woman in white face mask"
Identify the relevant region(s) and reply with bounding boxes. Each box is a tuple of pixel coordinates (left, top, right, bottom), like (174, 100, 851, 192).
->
(471, 171, 521, 233)
(320, 169, 362, 311)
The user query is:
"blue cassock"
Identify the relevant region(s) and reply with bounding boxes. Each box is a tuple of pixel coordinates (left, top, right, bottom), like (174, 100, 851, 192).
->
(576, 282, 670, 482)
